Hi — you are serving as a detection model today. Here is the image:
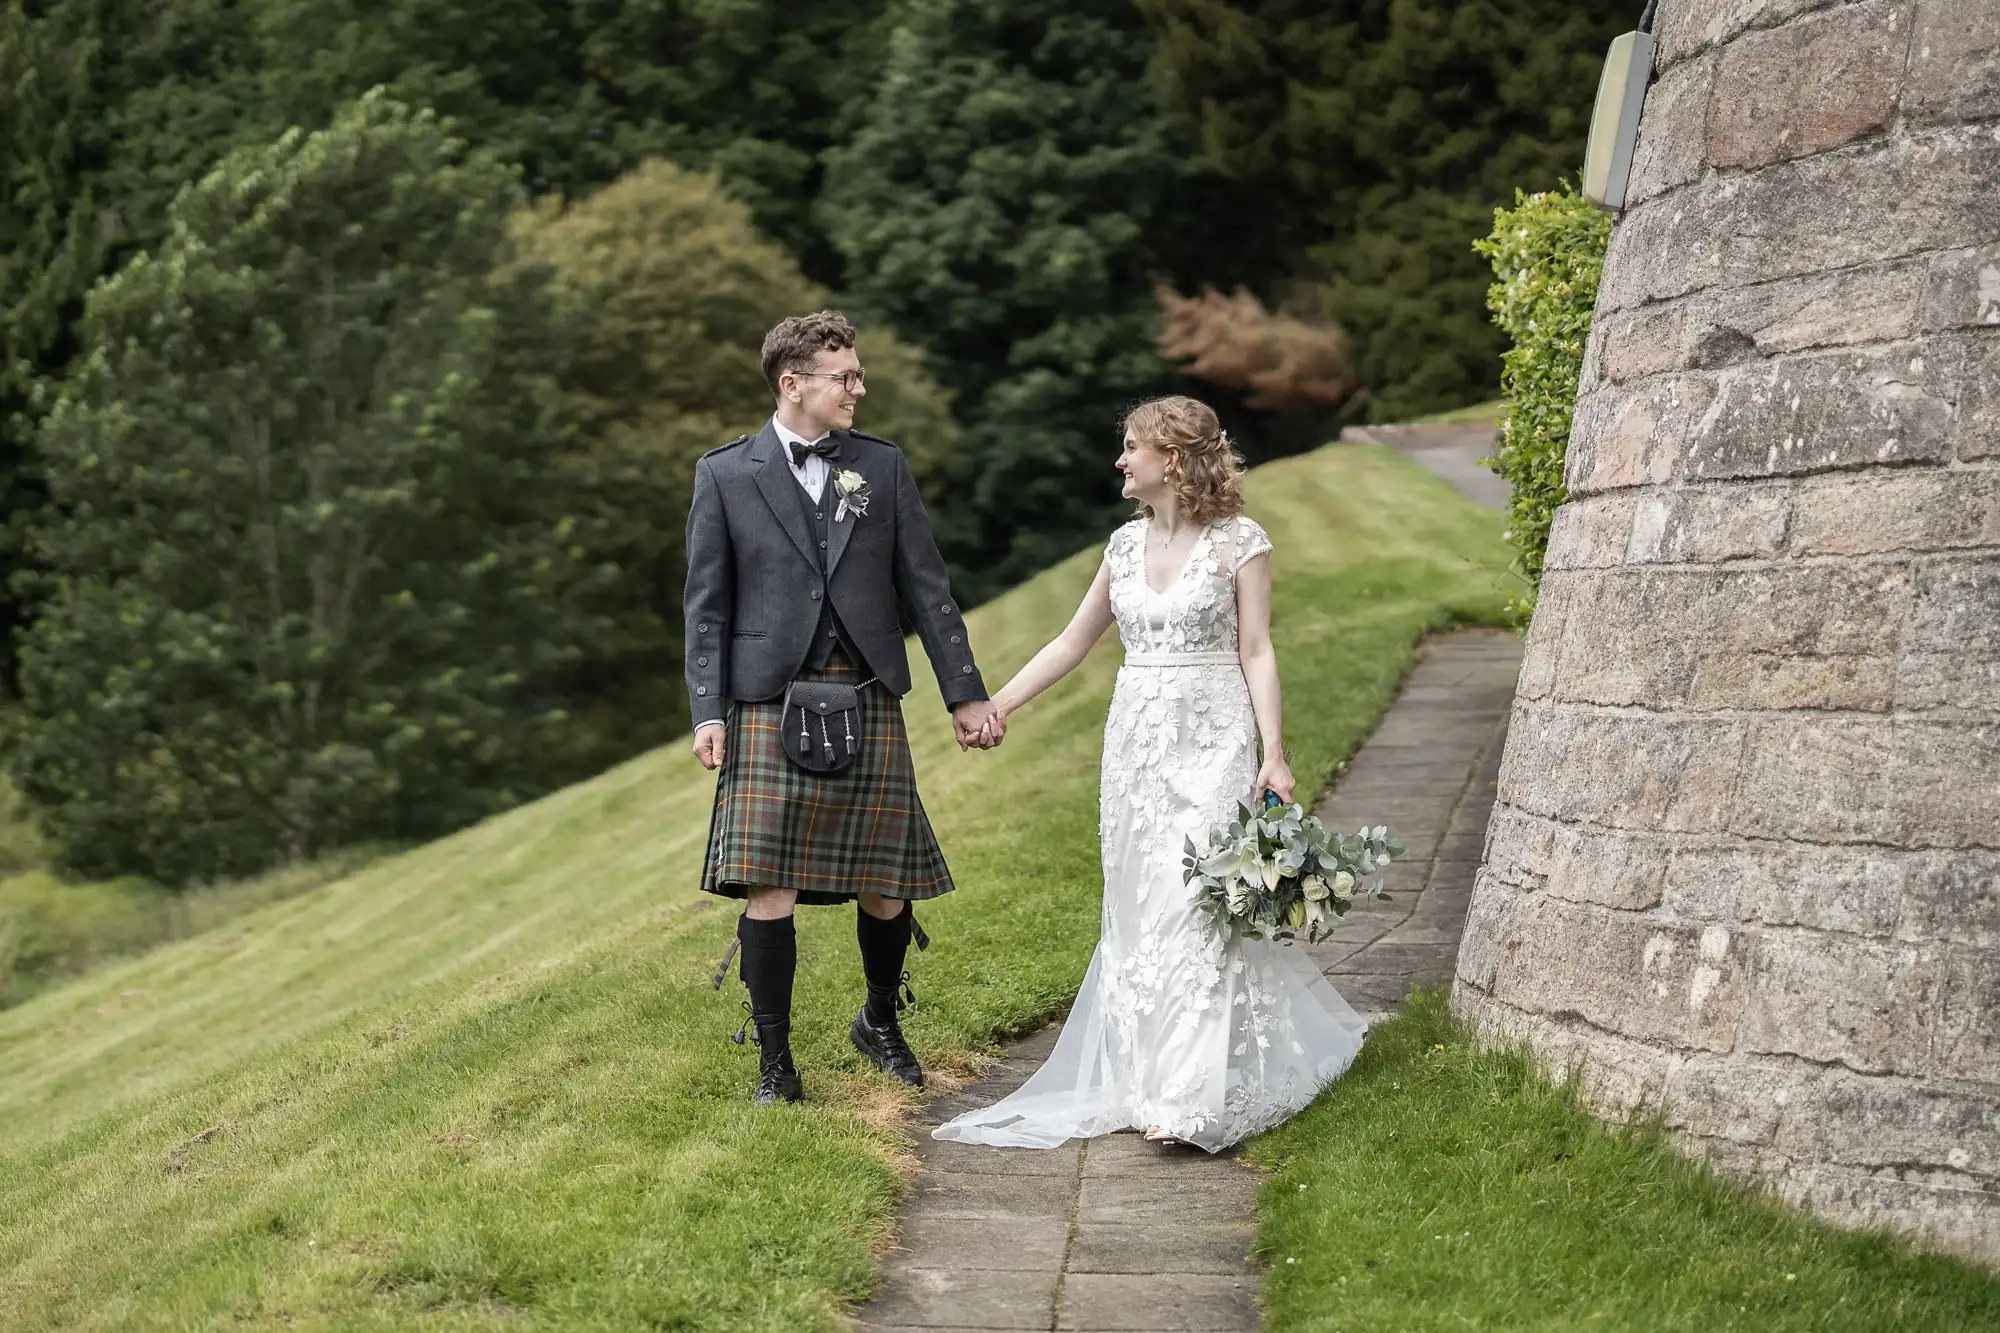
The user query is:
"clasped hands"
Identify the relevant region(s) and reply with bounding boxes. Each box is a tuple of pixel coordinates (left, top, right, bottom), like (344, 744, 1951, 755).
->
(690, 700, 1006, 767)
(952, 699, 1006, 751)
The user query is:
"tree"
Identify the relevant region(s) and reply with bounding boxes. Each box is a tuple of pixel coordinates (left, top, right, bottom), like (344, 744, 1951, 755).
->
(10, 93, 598, 884)
(1138, 0, 1630, 420)
(824, 0, 1269, 602)
(508, 157, 959, 763)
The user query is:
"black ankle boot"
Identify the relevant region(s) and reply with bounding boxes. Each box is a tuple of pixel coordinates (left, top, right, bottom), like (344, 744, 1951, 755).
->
(850, 1006, 923, 1088)
(754, 1019, 803, 1105)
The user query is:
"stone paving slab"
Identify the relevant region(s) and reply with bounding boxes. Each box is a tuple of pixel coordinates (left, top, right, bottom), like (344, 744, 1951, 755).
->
(858, 628, 1524, 1331)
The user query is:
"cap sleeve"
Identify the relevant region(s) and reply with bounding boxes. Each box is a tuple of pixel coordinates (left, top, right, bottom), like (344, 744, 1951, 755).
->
(1233, 516, 1273, 572)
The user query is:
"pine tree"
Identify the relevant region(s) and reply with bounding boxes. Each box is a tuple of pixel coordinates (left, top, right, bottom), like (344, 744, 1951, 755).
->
(12, 94, 598, 883)
(824, 0, 1264, 601)
(1138, 0, 1630, 420)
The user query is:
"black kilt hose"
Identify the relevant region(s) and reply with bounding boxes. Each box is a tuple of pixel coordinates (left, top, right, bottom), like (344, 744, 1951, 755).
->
(700, 650, 956, 905)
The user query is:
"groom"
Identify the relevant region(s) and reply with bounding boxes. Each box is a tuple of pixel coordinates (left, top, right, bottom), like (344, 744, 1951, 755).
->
(685, 310, 1006, 1105)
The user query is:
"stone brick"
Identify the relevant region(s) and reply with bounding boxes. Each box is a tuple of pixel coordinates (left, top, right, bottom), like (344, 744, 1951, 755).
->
(1678, 339, 1961, 482)
(1690, 650, 1897, 710)
(1899, 850, 2000, 949)
(1665, 1052, 1809, 1145)
(1499, 704, 1746, 833)
(1485, 808, 1673, 911)
(1903, 552, 2000, 641)
(1787, 1165, 2000, 1268)
(1456, 872, 1512, 984)
(1736, 259, 1930, 356)
(1800, 1067, 2000, 1176)
(1955, 331, 2000, 460)
(1595, 303, 1692, 387)
(1739, 929, 1943, 1075)
(1512, 583, 1568, 701)
(1788, 468, 2000, 555)
(1599, 258, 1937, 393)
(1733, 715, 2000, 846)
(1708, 2, 1911, 169)
(1897, 651, 2000, 710)
(1484, 896, 1748, 1052)
(1544, 494, 1637, 570)
(1627, 52, 1715, 207)
(1696, 561, 1910, 657)
(1905, 0, 2000, 123)
(1535, 571, 1702, 707)
(1916, 243, 2000, 331)
(1936, 945, 2000, 1083)
(1472, 1004, 1687, 1115)
(1654, 0, 1846, 68)
(1626, 484, 1791, 563)
(1564, 374, 1717, 496)
(1598, 124, 2000, 313)
(1663, 843, 1912, 938)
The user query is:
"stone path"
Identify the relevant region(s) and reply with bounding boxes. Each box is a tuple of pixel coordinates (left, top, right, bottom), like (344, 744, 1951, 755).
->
(1340, 420, 1510, 510)
(857, 630, 1524, 1331)
(1299, 631, 1523, 1020)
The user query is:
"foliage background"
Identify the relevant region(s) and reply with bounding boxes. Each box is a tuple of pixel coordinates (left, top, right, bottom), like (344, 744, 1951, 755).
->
(0, 0, 1625, 877)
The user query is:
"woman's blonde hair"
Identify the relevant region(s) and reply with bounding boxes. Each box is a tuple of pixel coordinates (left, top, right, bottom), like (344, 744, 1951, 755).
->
(1122, 395, 1246, 525)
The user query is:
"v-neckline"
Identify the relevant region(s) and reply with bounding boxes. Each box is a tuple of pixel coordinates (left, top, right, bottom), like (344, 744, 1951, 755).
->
(1142, 522, 1211, 598)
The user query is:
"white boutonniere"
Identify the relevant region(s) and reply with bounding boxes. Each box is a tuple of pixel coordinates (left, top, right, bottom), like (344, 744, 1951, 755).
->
(833, 468, 871, 522)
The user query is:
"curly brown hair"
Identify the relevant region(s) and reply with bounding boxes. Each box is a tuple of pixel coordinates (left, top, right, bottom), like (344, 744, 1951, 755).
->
(761, 310, 857, 395)
(1122, 395, 1246, 526)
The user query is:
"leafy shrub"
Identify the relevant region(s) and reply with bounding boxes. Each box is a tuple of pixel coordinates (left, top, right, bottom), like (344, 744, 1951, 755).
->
(509, 158, 960, 764)
(11, 92, 598, 884)
(1473, 185, 1610, 625)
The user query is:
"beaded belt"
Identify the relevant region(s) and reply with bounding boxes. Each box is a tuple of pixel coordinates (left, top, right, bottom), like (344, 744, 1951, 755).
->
(1122, 650, 1242, 668)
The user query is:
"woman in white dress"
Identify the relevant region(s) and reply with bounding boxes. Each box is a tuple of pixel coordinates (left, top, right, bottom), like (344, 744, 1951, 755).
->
(936, 396, 1366, 1152)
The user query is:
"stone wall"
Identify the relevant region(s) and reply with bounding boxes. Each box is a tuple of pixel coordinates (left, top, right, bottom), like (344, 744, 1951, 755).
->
(1453, 0, 1999, 1264)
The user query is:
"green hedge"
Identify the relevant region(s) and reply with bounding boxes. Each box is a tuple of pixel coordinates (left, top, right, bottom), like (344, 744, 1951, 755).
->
(1474, 186, 1611, 625)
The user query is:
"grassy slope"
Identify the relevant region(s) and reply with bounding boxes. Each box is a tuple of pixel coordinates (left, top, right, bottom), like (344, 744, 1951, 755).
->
(0, 444, 1506, 1329)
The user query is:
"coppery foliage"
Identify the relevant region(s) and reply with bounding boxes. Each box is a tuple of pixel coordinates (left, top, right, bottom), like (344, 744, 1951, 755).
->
(1152, 281, 1360, 411)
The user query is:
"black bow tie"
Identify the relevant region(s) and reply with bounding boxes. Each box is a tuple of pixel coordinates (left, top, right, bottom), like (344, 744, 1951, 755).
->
(788, 436, 837, 467)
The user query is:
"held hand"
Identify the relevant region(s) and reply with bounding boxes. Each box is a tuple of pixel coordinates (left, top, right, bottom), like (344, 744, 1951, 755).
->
(693, 725, 727, 770)
(952, 700, 1005, 751)
(1255, 753, 1295, 805)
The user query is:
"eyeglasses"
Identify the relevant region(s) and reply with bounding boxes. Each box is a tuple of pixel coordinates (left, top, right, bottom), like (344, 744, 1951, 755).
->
(791, 368, 867, 392)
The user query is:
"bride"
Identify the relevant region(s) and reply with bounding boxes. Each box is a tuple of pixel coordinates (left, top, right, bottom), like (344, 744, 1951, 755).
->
(936, 396, 1365, 1152)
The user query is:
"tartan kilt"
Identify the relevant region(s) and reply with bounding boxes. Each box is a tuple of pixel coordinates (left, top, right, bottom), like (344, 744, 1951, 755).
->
(700, 649, 956, 905)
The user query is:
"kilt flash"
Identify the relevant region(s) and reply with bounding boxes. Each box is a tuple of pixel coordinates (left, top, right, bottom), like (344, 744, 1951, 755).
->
(700, 650, 957, 905)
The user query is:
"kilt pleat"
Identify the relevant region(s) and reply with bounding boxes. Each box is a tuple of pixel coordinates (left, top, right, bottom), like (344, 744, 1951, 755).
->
(700, 651, 956, 905)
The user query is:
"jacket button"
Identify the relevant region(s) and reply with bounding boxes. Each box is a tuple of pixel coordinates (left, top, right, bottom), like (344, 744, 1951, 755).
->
(940, 603, 951, 613)
(697, 656, 708, 667)
(961, 665, 973, 674)
(949, 634, 961, 644)
(815, 512, 824, 521)
(696, 686, 708, 696)
(819, 539, 827, 549)
(811, 589, 822, 601)
(698, 623, 709, 633)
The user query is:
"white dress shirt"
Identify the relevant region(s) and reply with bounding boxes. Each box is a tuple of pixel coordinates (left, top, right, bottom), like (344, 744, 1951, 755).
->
(694, 417, 830, 736)
(772, 415, 831, 501)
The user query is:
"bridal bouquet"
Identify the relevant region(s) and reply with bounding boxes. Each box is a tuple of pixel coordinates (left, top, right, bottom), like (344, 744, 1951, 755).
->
(1183, 794, 1402, 944)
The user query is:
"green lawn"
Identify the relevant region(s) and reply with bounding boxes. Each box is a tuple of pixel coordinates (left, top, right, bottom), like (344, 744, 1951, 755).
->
(1252, 994, 2000, 1331)
(0, 443, 1504, 1329)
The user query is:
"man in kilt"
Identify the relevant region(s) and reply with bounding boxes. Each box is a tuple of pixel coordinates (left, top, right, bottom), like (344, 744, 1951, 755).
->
(686, 311, 1006, 1105)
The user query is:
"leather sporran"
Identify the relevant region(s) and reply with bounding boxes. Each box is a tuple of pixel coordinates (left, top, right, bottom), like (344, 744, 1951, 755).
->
(780, 677, 876, 774)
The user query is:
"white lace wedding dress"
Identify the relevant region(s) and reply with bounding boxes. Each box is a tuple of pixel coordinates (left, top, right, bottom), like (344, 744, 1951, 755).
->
(935, 515, 1366, 1152)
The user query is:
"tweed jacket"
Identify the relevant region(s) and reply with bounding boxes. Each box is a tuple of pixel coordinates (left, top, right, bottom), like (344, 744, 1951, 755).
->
(683, 420, 988, 728)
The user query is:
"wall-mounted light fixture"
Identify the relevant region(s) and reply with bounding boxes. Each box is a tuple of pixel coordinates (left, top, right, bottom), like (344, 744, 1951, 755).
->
(1582, 2, 1659, 211)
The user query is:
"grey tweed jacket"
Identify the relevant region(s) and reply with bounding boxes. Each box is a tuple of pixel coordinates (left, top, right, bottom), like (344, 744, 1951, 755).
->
(683, 420, 989, 727)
